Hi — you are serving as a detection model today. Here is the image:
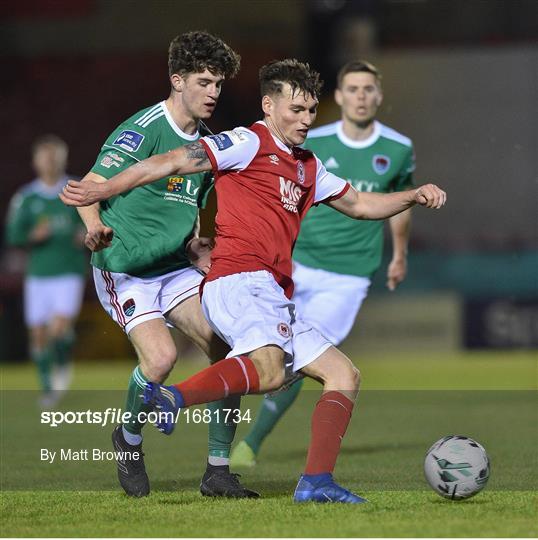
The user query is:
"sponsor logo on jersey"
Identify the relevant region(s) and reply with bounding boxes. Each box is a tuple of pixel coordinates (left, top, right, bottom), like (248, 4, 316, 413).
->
(279, 177, 303, 213)
(207, 133, 233, 151)
(277, 322, 291, 338)
(122, 298, 136, 317)
(167, 177, 184, 192)
(100, 152, 125, 169)
(113, 130, 145, 152)
(324, 157, 339, 169)
(269, 154, 279, 165)
(372, 154, 391, 175)
(351, 179, 379, 192)
(297, 161, 305, 184)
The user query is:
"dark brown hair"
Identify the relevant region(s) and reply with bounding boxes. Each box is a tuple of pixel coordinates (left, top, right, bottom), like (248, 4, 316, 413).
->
(337, 60, 381, 88)
(168, 31, 240, 79)
(259, 59, 323, 99)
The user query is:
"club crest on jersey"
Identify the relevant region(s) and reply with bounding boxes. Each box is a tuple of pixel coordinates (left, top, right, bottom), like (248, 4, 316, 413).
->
(113, 130, 144, 153)
(297, 161, 305, 184)
(122, 299, 136, 317)
(167, 177, 184, 192)
(269, 154, 279, 165)
(372, 154, 391, 175)
(277, 322, 291, 338)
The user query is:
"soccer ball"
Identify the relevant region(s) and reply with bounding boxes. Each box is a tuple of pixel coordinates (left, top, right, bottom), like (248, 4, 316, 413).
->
(424, 435, 490, 500)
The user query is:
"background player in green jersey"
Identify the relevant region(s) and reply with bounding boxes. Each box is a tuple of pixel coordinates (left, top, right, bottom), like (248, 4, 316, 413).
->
(231, 60, 415, 467)
(5, 135, 86, 408)
(70, 31, 254, 498)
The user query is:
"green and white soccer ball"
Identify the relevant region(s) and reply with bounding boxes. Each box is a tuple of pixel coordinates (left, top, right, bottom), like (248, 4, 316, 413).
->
(424, 435, 490, 500)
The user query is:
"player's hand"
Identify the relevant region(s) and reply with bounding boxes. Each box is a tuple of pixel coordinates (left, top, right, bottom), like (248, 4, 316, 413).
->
(387, 257, 407, 291)
(29, 218, 51, 244)
(85, 223, 114, 252)
(186, 236, 214, 274)
(60, 179, 111, 207)
(414, 184, 447, 209)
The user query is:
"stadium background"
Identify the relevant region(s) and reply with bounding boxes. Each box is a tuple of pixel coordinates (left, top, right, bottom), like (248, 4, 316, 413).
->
(1, 0, 536, 360)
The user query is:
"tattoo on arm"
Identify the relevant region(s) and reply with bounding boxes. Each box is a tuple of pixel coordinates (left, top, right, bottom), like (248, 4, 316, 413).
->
(185, 142, 210, 167)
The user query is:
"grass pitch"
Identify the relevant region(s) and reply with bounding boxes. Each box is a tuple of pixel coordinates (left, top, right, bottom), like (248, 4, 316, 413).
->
(1, 351, 536, 537)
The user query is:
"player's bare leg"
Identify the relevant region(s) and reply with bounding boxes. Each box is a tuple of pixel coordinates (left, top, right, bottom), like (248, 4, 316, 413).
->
(111, 318, 177, 497)
(167, 296, 259, 498)
(293, 346, 366, 503)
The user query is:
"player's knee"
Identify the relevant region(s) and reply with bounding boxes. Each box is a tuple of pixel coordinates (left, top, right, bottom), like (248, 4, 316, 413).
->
(250, 348, 286, 391)
(350, 365, 361, 390)
(141, 347, 177, 382)
(261, 368, 286, 392)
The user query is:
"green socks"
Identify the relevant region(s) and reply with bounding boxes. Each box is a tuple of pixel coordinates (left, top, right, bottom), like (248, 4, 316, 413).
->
(32, 347, 54, 393)
(123, 366, 152, 436)
(207, 395, 241, 460)
(52, 331, 75, 366)
(244, 377, 304, 455)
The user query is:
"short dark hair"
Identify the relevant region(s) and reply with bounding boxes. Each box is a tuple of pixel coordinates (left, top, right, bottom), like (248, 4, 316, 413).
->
(32, 134, 68, 156)
(337, 60, 381, 88)
(168, 31, 240, 79)
(259, 59, 323, 99)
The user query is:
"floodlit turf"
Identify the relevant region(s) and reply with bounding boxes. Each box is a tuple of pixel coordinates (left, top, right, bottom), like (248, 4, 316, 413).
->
(1, 490, 536, 537)
(1, 351, 536, 537)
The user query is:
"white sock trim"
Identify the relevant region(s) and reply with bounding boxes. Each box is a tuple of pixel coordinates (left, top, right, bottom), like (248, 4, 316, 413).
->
(234, 356, 250, 394)
(122, 425, 143, 446)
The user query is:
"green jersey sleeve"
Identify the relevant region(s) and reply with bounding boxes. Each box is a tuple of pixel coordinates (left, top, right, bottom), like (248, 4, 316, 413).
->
(5, 192, 33, 246)
(392, 145, 415, 191)
(91, 118, 158, 179)
(198, 173, 214, 209)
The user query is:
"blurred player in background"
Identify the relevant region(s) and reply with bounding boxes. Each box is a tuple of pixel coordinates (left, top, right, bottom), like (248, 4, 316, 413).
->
(5, 135, 86, 408)
(231, 60, 416, 467)
(69, 31, 255, 499)
(61, 58, 446, 503)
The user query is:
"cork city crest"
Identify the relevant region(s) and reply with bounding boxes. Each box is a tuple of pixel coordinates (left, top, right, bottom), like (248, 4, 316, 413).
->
(372, 154, 391, 175)
(122, 298, 136, 317)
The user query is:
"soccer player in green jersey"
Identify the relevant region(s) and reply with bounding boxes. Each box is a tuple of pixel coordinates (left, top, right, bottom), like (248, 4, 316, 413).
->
(68, 31, 255, 498)
(6, 135, 86, 408)
(230, 60, 416, 468)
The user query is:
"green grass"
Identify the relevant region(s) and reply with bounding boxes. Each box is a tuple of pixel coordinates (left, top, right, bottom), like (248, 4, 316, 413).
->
(1, 351, 537, 537)
(1, 490, 536, 537)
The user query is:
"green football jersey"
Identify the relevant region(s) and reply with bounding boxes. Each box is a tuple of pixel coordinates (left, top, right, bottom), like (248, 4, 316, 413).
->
(90, 101, 213, 278)
(6, 177, 86, 277)
(295, 120, 415, 278)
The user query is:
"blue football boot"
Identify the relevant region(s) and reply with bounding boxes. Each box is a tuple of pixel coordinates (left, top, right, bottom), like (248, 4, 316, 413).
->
(293, 473, 367, 503)
(142, 382, 184, 435)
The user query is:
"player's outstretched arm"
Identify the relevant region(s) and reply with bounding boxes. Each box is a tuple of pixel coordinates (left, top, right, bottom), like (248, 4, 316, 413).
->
(328, 183, 446, 220)
(60, 142, 212, 207)
(72, 172, 115, 252)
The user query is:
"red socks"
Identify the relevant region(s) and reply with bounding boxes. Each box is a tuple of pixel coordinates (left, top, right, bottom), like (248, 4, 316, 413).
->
(173, 355, 259, 406)
(304, 391, 354, 475)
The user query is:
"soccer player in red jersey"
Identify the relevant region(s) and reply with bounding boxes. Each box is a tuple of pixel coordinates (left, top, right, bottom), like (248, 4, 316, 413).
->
(62, 59, 446, 503)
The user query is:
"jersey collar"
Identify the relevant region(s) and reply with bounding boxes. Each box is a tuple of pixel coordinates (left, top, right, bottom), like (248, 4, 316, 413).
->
(162, 100, 200, 141)
(336, 120, 381, 149)
(256, 120, 292, 154)
(34, 176, 69, 198)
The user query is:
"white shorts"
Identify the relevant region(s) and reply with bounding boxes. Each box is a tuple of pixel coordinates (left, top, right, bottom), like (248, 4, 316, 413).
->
(93, 266, 202, 334)
(292, 261, 371, 345)
(24, 274, 85, 327)
(201, 270, 332, 372)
